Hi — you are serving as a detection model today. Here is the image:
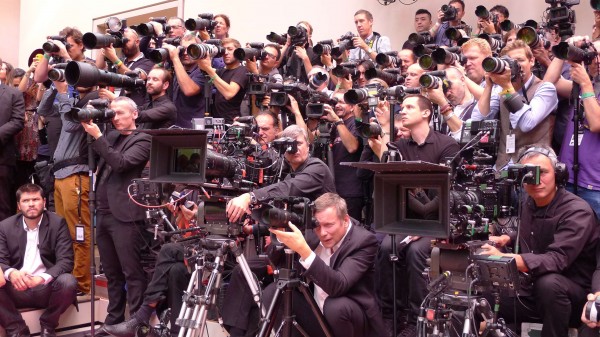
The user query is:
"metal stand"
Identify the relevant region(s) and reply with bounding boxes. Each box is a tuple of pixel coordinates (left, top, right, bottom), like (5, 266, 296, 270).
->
(88, 134, 98, 337)
(176, 236, 264, 337)
(257, 248, 333, 337)
(571, 82, 581, 195)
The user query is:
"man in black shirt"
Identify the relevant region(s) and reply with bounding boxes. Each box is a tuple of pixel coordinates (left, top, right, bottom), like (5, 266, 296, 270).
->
(370, 95, 459, 335)
(481, 145, 599, 337)
(137, 68, 176, 129)
(197, 38, 248, 124)
(323, 91, 363, 221)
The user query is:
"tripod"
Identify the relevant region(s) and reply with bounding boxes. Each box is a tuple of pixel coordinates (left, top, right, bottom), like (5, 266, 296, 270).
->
(175, 236, 264, 337)
(257, 247, 333, 337)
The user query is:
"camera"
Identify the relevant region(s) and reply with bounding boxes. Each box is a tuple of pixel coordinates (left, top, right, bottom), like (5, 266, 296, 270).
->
(419, 74, 448, 90)
(505, 164, 541, 185)
(358, 121, 384, 138)
(313, 39, 333, 55)
(384, 85, 421, 99)
(445, 27, 469, 44)
(552, 41, 597, 64)
(478, 33, 504, 52)
(272, 137, 298, 154)
(481, 56, 521, 81)
(417, 54, 438, 71)
(408, 32, 432, 46)
(517, 27, 550, 49)
(187, 42, 225, 60)
(251, 197, 314, 231)
(234, 45, 268, 61)
(499, 19, 538, 32)
(331, 32, 356, 58)
(185, 13, 217, 32)
(163, 37, 181, 46)
(305, 92, 338, 119)
(441, 4, 458, 22)
(375, 51, 399, 68)
(475, 5, 497, 22)
(266, 31, 288, 45)
(148, 47, 185, 64)
(65, 61, 146, 88)
(365, 68, 404, 86)
(344, 84, 383, 105)
(584, 297, 600, 323)
(332, 61, 359, 80)
(67, 98, 115, 123)
(82, 32, 126, 49)
(431, 47, 464, 65)
(42, 36, 70, 54)
(136, 17, 170, 36)
(47, 63, 68, 82)
(288, 24, 308, 47)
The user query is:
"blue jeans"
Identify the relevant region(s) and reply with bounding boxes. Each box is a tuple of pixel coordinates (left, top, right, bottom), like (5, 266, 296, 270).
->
(566, 183, 600, 218)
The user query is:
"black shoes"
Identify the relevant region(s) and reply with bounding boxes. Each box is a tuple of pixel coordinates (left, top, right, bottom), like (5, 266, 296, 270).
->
(397, 324, 417, 337)
(7, 326, 30, 337)
(104, 316, 145, 337)
(40, 327, 56, 337)
(84, 324, 110, 337)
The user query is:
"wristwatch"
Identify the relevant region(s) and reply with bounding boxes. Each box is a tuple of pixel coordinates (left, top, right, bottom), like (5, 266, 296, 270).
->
(334, 120, 344, 127)
(249, 192, 257, 205)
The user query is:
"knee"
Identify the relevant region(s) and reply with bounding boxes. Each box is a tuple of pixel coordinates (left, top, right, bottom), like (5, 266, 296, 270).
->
(533, 273, 565, 304)
(53, 273, 77, 294)
(168, 263, 188, 282)
(323, 297, 361, 324)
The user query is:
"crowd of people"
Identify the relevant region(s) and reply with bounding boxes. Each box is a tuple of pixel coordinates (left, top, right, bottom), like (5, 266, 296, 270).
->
(1, 1, 600, 337)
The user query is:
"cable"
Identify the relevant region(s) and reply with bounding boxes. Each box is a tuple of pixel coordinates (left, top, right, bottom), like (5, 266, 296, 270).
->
(126, 183, 193, 209)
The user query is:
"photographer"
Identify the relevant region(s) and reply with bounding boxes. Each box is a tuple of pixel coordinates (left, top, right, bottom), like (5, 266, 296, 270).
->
(136, 68, 176, 129)
(414, 9, 433, 34)
(245, 43, 283, 114)
(226, 124, 335, 223)
(544, 38, 600, 213)
(426, 67, 476, 141)
(480, 144, 599, 337)
(431, 0, 470, 47)
(34, 27, 88, 83)
(398, 49, 416, 75)
(197, 38, 248, 124)
(81, 96, 151, 333)
(370, 95, 459, 335)
(323, 91, 364, 221)
(163, 34, 206, 128)
(36, 66, 100, 295)
(477, 40, 558, 170)
(349, 9, 392, 62)
(264, 192, 386, 337)
(96, 28, 154, 107)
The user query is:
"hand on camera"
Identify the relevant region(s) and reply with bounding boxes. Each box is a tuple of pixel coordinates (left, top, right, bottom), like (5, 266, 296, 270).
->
(352, 36, 368, 51)
(245, 56, 258, 74)
(569, 62, 593, 89)
(98, 88, 116, 101)
(322, 104, 339, 123)
(226, 193, 252, 223)
(426, 86, 448, 106)
(196, 56, 213, 73)
(50, 39, 70, 59)
(478, 18, 495, 34)
(269, 223, 312, 259)
(488, 235, 510, 247)
(479, 243, 502, 256)
(53, 79, 68, 94)
(162, 43, 180, 60)
(488, 70, 513, 90)
(581, 293, 600, 328)
(287, 94, 301, 115)
(294, 46, 308, 61)
(80, 118, 102, 139)
(368, 136, 386, 160)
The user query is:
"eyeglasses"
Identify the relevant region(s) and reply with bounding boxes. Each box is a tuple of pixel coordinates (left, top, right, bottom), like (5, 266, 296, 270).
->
(171, 25, 184, 30)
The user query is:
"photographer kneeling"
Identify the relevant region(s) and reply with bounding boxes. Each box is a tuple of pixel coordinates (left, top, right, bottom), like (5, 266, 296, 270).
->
(265, 192, 385, 337)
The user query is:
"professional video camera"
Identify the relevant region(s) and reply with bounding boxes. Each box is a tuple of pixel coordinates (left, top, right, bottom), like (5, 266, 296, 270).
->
(552, 41, 597, 64)
(482, 56, 521, 81)
(234, 42, 268, 61)
(47, 63, 68, 82)
(64, 61, 145, 88)
(185, 13, 217, 32)
(66, 98, 115, 123)
(313, 39, 333, 56)
(137, 17, 171, 36)
(187, 40, 224, 60)
(42, 36, 69, 54)
(332, 31, 356, 58)
(440, 4, 458, 22)
(82, 32, 126, 49)
(251, 196, 314, 234)
(305, 91, 337, 119)
(365, 68, 404, 86)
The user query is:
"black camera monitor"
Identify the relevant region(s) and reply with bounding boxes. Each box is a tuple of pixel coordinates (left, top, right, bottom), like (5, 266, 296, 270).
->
(365, 161, 451, 238)
(146, 129, 209, 184)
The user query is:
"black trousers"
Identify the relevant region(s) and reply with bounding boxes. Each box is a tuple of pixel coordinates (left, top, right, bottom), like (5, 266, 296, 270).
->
(0, 165, 15, 222)
(343, 196, 365, 224)
(498, 273, 595, 337)
(0, 273, 77, 332)
(143, 243, 190, 332)
(375, 235, 431, 325)
(221, 257, 273, 337)
(261, 281, 369, 337)
(96, 213, 147, 324)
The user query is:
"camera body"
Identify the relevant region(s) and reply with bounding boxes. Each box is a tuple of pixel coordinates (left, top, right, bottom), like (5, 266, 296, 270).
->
(67, 98, 115, 124)
(441, 4, 458, 22)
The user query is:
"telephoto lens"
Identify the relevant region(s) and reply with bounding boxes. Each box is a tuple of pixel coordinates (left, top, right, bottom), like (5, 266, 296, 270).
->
(187, 43, 224, 60)
(552, 42, 597, 64)
(419, 74, 442, 89)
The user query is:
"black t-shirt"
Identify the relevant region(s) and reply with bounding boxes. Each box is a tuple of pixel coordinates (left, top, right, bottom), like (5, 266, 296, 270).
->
(119, 55, 154, 107)
(332, 116, 364, 197)
(392, 127, 459, 164)
(214, 66, 248, 124)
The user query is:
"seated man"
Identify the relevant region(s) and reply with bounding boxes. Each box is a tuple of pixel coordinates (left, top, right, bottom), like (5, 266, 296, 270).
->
(266, 192, 386, 337)
(0, 183, 77, 337)
(481, 144, 600, 337)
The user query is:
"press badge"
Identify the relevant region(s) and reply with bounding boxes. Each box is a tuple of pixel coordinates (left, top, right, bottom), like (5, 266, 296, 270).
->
(75, 224, 85, 243)
(506, 134, 516, 154)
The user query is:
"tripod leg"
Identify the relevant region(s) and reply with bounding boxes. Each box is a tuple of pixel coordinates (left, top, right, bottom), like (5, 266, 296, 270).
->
(297, 283, 333, 337)
(257, 284, 284, 337)
(236, 252, 267, 318)
(188, 254, 223, 337)
(177, 269, 200, 337)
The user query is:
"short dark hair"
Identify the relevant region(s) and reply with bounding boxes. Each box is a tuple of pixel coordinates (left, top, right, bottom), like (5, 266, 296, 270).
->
(16, 183, 44, 202)
(490, 5, 509, 18)
(314, 192, 348, 221)
(256, 110, 281, 130)
(404, 94, 433, 122)
(415, 9, 432, 19)
(449, 0, 465, 11)
(354, 9, 373, 21)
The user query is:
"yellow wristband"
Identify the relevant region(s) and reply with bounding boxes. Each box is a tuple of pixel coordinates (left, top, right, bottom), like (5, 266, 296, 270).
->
(113, 59, 123, 67)
(500, 88, 515, 96)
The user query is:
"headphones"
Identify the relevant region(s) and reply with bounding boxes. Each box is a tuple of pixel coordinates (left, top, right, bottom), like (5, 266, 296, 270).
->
(516, 146, 568, 187)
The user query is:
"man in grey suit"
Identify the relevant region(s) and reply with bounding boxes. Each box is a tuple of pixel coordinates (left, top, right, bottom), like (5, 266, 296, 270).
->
(268, 192, 386, 337)
(0, 183, 77, 337)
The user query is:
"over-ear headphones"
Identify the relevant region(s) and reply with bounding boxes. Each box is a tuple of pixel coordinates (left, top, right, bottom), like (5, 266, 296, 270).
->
(517, 146, 568, 187)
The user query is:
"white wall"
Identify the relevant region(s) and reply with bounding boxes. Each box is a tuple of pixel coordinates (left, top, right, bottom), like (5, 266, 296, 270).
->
(0, 0, 21, 67)
(8, 0, 597, 69)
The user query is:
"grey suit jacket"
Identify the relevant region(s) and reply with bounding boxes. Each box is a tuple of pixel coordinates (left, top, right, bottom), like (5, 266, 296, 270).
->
(0, 84, 25, 166)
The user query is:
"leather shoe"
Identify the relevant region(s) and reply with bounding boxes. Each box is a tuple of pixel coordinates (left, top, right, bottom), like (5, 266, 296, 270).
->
(84, 324, 110, 337)
(40, 327, 56, 337)
(7, 326, 30, 337)
(104, 316, 145, 337)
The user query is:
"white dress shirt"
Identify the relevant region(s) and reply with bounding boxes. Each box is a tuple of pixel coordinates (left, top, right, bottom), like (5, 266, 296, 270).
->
(4, 215, 52, 284)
